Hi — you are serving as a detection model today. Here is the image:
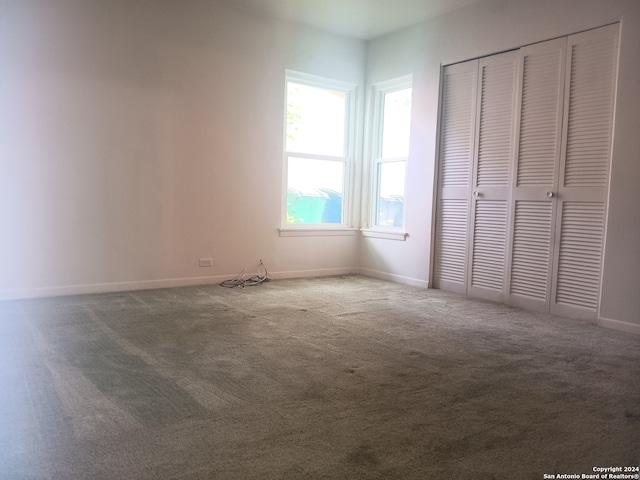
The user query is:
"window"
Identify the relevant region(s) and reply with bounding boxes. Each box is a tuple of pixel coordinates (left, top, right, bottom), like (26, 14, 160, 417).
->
(283, 71, 356, 230)
(369, 78, 412, 234)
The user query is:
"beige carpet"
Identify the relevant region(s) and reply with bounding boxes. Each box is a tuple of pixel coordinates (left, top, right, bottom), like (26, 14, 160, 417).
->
(1, 275, 639, 479)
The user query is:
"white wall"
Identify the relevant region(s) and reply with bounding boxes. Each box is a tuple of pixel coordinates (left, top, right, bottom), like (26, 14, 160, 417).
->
(0, 0, 365, 298)
(362, 0, 640, 331)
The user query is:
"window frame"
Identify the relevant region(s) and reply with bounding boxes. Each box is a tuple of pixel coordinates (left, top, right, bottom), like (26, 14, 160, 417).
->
(363, 75, 413, 240)
(280, 70, 358, 236)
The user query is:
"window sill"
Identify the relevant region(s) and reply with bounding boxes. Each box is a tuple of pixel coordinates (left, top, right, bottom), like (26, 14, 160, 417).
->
(279, 227, 358, 237)
(360, 229, 408, 241)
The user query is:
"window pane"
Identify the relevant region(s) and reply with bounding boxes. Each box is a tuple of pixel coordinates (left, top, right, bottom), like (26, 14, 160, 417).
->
(286, 82, 346, 157)
(287, 157, 344, 224)
(381, 88, 412, 159)
(376, 161, 405, 228)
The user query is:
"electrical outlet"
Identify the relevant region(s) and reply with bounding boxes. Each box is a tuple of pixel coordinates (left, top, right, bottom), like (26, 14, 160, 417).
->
(199, 258, 213, 267)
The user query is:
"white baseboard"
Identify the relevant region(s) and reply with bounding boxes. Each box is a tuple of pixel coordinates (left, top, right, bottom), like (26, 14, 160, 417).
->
(0, 267, 358, 301)
(598, 316, 640, 336)
(0, 275, 234, 301)
(358, 268, 428, 288)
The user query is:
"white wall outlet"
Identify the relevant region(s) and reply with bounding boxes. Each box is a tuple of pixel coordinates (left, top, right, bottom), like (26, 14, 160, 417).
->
(199, 258, 213, 267)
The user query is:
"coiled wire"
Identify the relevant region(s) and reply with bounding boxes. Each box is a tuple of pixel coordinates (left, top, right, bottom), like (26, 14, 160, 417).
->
(220, 260, 271, 288)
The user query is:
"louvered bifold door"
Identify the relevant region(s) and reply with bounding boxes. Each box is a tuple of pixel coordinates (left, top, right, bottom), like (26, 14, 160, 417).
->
(551, 24, 619, 320)
(467, 51, 518, 302)
(505, 38, 567, 312)
(434, 60, 478, 293)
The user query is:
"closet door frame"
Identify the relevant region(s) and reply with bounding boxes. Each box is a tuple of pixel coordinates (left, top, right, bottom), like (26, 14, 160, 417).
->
(431, 23, 619, 323)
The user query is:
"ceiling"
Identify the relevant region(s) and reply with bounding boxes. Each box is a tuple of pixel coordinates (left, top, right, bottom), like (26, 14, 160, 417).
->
(229, 0, 482, 40)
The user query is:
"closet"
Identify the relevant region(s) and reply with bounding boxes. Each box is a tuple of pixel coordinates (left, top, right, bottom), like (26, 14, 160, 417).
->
(433, 24, 619, 320)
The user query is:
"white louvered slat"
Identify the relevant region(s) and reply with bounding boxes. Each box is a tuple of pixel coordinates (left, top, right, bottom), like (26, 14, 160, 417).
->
(435, 61, 477, 292)
(509, 201, 552, 299)
(470, 200, 507, 291)
(550, 25, 618, 320)
(564, 36, 617, 187)
(466, 52, 517, 302)
(505, 38, 565, 312)
(476, 62, 515, 187)
(555, 202, 605, 310)
(435, 199, 469, 285)
(441, 70, 475, 188)
(516, 49, 563, 186)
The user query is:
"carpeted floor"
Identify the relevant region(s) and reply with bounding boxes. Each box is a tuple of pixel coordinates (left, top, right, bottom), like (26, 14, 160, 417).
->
(1, 275, 639, 479)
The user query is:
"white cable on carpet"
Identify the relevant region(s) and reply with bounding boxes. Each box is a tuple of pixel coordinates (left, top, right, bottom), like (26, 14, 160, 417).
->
(220, 260, 271, 288)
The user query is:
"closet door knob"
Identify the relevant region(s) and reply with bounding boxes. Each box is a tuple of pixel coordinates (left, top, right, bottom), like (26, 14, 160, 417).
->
(473, 191, 480, 197)
(546, 191, 554, 198)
